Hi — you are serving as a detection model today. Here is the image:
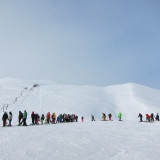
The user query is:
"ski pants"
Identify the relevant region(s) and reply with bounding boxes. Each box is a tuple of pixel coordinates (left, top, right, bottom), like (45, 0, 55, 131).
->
(32, 118, 35, 125)
(23, 118, 27, 126)
(9, 120, 11, 126)
(3, 120, 6, 127)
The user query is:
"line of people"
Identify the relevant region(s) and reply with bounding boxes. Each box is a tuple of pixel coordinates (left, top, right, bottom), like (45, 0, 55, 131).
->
(101, 112, 122, 121)
(31, 112, 79, 125)
(138, 113, 159, 122)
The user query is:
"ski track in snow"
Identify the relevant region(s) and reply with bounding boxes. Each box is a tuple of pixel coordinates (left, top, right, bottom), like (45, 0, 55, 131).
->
(0, 121, 160, 160)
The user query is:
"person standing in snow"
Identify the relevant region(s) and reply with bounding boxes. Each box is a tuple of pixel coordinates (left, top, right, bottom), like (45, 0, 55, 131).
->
(91, 115, 95, 121)
(138, 113, 143, 122)
(8, 112, 13, 126)
(146, 114, 150, 122)
(31, 111, 35, 125)
(150, 113, 155, 121)
(47, 112, 50, 124)
(34, 113, 39, 125)
(156, 113, 159, 121)
(75, 115, 78, 122)
(41, 114, 45, 124)
(2, 112, 8, 127)
(102, 113, 106, 121)
(18, 111, 23, 125)
(52, 112, 56, 124)
(108, 113, 112, 120)
(23, 110, 27, 126)
(118, 112, 122, 121)
(81, 116, 84, 122)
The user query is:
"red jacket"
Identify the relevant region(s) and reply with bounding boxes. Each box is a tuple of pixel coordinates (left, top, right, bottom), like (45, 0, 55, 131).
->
(47, 113, 50, 119)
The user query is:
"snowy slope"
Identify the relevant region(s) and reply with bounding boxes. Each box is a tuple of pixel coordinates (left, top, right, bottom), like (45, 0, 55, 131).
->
(0, 78, 160, 160)
(1, 121, 160, 160)
(0, 78, 160, 125)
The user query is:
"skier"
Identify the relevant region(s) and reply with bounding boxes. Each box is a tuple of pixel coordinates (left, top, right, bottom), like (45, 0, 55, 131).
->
(146, 114, 150, 122)
(156, 113, 159, 121)
(23, 110, 27, 126)
(81, 116, 84, 122)
(8, 112, 13, 126)
(41, 114, 45, 124)
(150, 113, 155, 121)
(138, 113, 143, 122)
(108, 113, 112, 120)
(102, 113, 106, 121)
(59, 114, 62, 123)
(2, 112, 8, 127)
(31, 111, 35, 125)
(18, 111, 23, 125)
(47, 112, 50, 124)
(118, 112, 122, 121)
(34, 113, 39, 125)
(75, 115, 78, 122)
(52, 113, 56, 124)
(91, 115, 95, 121)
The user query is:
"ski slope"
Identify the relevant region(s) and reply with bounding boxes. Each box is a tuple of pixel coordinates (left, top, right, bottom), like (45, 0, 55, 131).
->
(0, 78, 160, 124)
(0, 78, 160, 160)
(1, 121, 160, 160)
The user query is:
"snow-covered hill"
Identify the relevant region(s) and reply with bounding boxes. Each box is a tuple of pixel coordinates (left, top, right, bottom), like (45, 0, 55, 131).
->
(0, 78, 160, 125)
(1, 78, 160, 160)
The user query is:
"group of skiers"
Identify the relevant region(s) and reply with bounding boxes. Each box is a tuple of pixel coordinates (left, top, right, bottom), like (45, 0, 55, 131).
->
(1, 111, 80, 127)
(138, 113, 160, 122)
(101, 112, 122, 121)
(2, 111, 13, 127)
(29, 112, 79, 125)
(3, 111, 160, 127)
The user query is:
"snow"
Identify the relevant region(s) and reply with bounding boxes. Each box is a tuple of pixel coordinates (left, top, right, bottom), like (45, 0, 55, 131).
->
(0, 78, 160, 160)
(1, 121, 160, 160)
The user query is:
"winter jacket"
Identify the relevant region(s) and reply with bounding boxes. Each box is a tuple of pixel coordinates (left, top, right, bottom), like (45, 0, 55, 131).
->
(118, 113, 122, 118)
(8, 113, 12, 121)
(53, 113, 56, 118)
(108, 114, 112, 118)
(2, 112, 8, 120)
(23, 111, 27, 119)
(47, 113, 50, 119)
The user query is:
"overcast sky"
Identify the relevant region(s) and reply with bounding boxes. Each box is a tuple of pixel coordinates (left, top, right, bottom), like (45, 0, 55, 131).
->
(0, 0, 160, 88)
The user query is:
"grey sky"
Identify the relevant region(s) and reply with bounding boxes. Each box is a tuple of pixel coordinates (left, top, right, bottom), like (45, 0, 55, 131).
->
(0, 0, 160, 88)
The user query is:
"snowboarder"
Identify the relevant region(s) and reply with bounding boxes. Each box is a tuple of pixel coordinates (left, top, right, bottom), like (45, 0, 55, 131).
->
(81, 116, 84, 122)
(156, 113, 159, 121)
(91, 115, 95, 121)
(8, 112, 12, 126)
(23, 110, 27, 126)
(138, 113, 143, 122)
(102, 113, 106, 121)
(118, 112, 122, 121)
(108, 113, 112, 120)
(2, 112, 8, 127)
(41, 114, 45, 124)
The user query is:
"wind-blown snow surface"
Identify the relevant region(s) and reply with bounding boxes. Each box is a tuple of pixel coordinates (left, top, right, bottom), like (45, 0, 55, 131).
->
(0, 78, 160, 160)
